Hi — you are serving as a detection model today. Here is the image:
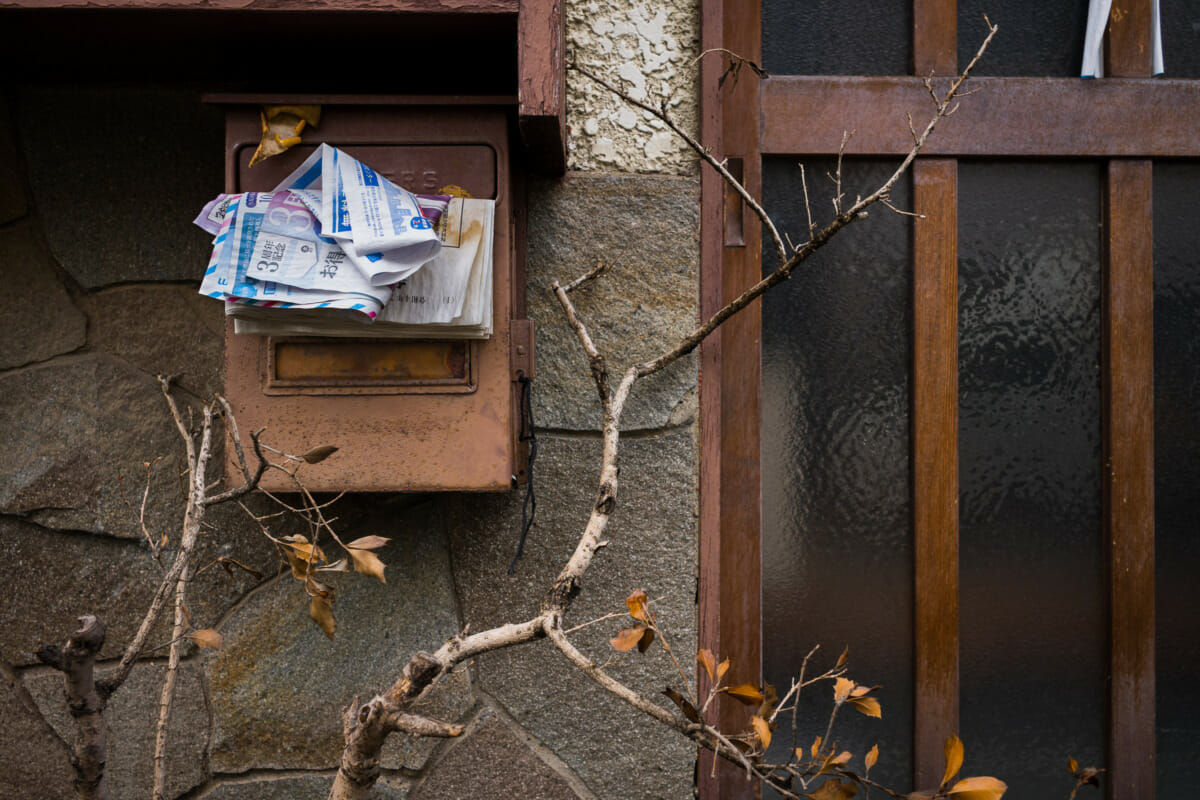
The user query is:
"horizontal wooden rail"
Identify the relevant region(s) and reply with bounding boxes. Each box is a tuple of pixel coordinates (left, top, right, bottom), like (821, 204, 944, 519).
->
(762, 76, 1200, 157)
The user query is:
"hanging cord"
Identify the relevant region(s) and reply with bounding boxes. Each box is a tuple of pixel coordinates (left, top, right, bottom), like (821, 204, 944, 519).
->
(509, 374, 538, 573)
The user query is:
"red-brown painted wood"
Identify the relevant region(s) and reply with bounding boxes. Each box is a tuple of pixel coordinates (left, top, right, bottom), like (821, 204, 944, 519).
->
(699, 0, 761, 796)
(1106, 0, 1154, 79)
(913, 0, 956, 76)
(518, 0, 566, 173)
(761, 77, 1200, 157)
(1104, 159, 1156, 800)
(911, 158, 959, 790)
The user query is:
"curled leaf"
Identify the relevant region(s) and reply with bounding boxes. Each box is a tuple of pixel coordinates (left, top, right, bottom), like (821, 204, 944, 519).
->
(301, 445, 339, 464)
(947, 776, 1007, 800)
(834, 676, 855, 703)
(310, 593, 336, 639)
(811, 735, 822, 757)
(636, 626, 656, 653)
(697, 648, 717, 681)
(347, 535, 390, 550)
(751, 714, 772, 750)
(625, 590, 650, 622)
(1067, 756, 1079, 774)
(865, 744, 879, 771)
(348, 548, 387, 583)
(835, 645, 849, 669)
(186, 628, 223, 650)
(249, 105, 321, 167)
(848, 696, 882, 718)
(724, 683, 765, 705)
(662, 687, 702, 724)
(831, 751, 852, 766)
(716, 657, 730, 682)
(610, 626, 646, 652)
(942, 735, 965, 788)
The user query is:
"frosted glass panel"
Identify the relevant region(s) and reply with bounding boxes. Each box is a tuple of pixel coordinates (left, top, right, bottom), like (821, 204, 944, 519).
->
(959, 0, 1089, 76)
(761, 158, 913, 791)
(958, 162, 1105, 799)
(1154, 162, 1200, 796)
(763, 0, 910, 76)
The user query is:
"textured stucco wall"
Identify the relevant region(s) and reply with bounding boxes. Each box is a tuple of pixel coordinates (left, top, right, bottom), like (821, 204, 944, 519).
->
(0, 2, 700, 796)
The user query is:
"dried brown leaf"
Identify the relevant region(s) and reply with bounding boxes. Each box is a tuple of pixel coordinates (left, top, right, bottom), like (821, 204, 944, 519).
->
(750, 715, 772, 750)
(310, 593, 336, 639)
(625, 590, 650, 622)
(662, 687, 702, 724)
(697, 648, 717, 681)
(725, 683, 765, 705)
(348, 547, 387, 583)
(942, 735, 964, 788)
(716, 657, 731, 682)
(865, 744, 879, 771)
(186, 628, 223, 650)
(811, 735, 822, 758)
(637, 626, 656, 653)
(833, 676, 855, 703)
(301, 445, 339, 464)
(759, 682, 780, 718)
(808, 778, 858, 800)
(835, 645, 849, 669)
(947, 776, 1007, 800)
(347, 535, 390, 550)
(848, 696, 882, 718)
(610, 626, 646, 652)
(831, 751, 852, 766)
(1067, 756, 1079, 774)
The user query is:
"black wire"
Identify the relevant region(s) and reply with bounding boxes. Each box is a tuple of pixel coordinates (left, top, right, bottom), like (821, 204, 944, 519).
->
(508, 374, 537, 574)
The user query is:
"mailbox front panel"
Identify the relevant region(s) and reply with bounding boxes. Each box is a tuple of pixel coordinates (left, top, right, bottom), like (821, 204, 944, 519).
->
(221, 103, 519, 492)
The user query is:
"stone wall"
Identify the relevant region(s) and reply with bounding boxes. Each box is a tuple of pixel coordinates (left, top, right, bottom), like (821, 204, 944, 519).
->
(0, 5, 701, 797)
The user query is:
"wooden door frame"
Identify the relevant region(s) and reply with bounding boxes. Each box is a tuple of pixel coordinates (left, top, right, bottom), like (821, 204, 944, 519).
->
(698, 2, 1184, 797)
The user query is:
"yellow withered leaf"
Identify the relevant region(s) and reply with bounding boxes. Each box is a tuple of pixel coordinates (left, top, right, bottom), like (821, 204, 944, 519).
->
(865, 744, 879, 771)
(348, 547, 387, 583)
(625, 590, 650, 622)
(610, 626, 646, 652)
(833, 676, 855, 703)
(942, 735, 965, 788)
(751, 715, 772, 750)
(310, 593, 336, 639)
(848, 696, 882, 718)
(347, 535, 390, 550)
(947, 776, 1007, 800)
(187, 628, 223, 650)
(697, 648, 717, 681)
(725, 683, 765, 705)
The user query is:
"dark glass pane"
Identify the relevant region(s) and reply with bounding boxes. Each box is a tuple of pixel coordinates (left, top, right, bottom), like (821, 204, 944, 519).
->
(959, 0, 1090, 76)
(1162, 0, 1200, 77)
(1154, 162, 1200, 797)
(958, 162, 1105, 798)
(762, 158, 913, 792)
(763, 0, 911, 76)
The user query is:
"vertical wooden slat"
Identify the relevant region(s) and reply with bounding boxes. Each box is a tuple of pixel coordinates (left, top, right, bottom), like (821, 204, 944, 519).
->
(913, 0, 957, 75)
(1104, 159, 1156, 800)
(912, 4, 959, 792)
(699, 0, 761, 795)
(1106, 5, 1155, 799)
(911, 158, 959, 790)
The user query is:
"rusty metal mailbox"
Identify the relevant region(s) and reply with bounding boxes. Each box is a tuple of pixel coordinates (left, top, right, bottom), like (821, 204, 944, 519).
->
(211, 96, 533, 492)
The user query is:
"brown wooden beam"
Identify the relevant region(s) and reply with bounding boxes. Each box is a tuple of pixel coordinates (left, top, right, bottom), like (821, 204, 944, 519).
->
(699, 0, 760, 796)
(1103, 159, 1156, 800)
(913, 0, 956, 76)
(1106, 0, 1155, 78)
(518, 0, 566, 173)
(761, 77, 1200, 157)
(911, 158, 959, 790)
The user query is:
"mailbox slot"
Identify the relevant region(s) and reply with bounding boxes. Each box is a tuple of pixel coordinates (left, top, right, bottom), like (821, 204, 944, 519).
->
(212, 96, 530, 493)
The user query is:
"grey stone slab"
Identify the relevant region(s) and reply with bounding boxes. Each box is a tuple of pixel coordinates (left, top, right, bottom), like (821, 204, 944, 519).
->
(17, 86, 223, 288)
(0, 220, 87, 370)
(207, 499, 471, 774)
(27, 660, 209, 800)
(195, 773, 408, 800)
(0, 99, 28, 225)
(0, 354, 187, 537)
(0, 518, 166, 665)
(0, 664, 74, 800)
(85, 284, 225, 399)
(444, 429, 697, 800)
(409, 707, 583, 800)
(527, 174, 699, 431)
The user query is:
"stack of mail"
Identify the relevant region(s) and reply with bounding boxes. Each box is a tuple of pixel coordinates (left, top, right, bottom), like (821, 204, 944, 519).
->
(195, 144, 495, 339)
